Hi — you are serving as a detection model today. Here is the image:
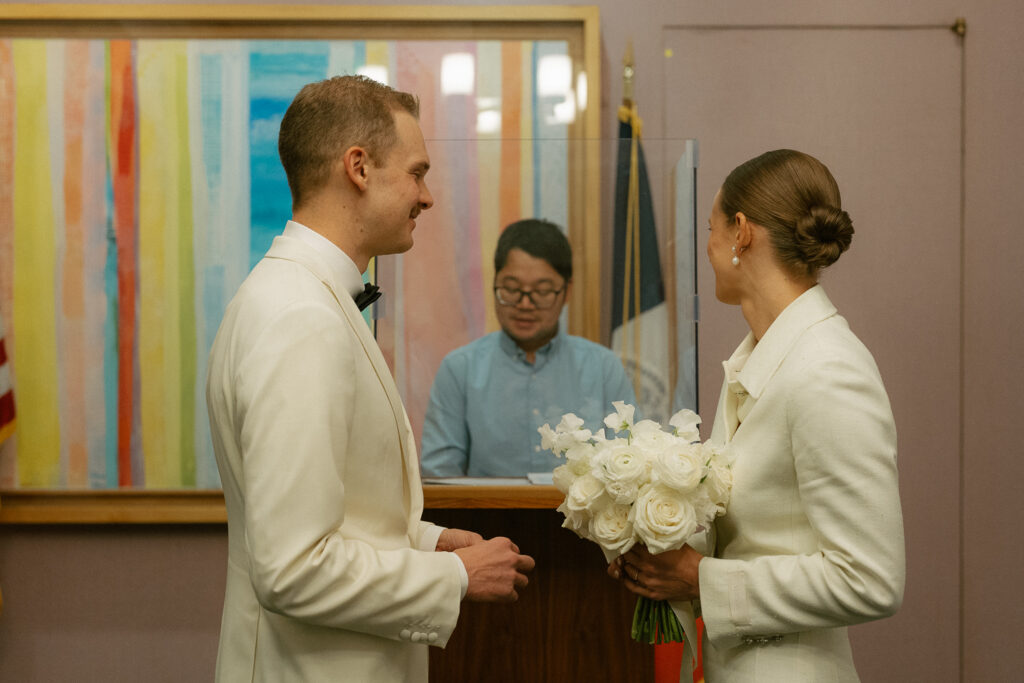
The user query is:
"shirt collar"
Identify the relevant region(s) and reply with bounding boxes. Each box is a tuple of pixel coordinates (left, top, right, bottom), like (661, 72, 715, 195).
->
(726, 285, 837, 399)
(498, 326, 565, 364)
(283, 220, 366, 298)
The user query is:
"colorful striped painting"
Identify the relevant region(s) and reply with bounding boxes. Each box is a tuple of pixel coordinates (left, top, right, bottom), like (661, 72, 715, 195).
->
(0, 38, 572, 489)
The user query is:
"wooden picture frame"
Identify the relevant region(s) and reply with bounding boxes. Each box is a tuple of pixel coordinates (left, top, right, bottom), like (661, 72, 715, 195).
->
(0, 4, 601, 522)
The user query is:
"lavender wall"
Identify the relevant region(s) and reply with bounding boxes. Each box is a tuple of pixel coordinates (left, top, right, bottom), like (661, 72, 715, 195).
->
(2, 0, 1021, 681)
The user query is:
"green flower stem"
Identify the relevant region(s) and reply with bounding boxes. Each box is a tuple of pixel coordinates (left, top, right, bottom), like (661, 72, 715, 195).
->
(630, 597, 686, 644)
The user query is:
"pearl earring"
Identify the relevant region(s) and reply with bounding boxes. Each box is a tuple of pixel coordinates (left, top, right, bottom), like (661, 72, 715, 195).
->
(731, 245, 740, 266)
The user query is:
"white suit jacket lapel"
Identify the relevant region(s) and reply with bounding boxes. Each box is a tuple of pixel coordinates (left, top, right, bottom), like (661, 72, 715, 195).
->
(264, 236, 419, 522)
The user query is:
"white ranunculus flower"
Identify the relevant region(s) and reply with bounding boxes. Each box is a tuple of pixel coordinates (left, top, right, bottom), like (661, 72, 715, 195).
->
(565, 472, 607, 512)
(652, 440, 703, 494)
(631, 483, 698, 554)
(552, 464, 575, 494)
(588, 503, 636, 555)
(593, 443, 649, 504)
(603, 401, 636, 433)
(669, 409, 702, 443)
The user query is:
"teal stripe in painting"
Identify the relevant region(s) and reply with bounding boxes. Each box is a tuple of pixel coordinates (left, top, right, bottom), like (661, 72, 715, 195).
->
(248, 41, 330, 268)
(102, 152, 119, 488)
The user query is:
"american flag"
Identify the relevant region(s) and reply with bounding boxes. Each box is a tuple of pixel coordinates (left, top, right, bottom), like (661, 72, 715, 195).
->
(0, 312, 14, 445)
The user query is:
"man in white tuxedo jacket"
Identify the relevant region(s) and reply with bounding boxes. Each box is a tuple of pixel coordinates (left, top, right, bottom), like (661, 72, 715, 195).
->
(207, 76, 534, 683)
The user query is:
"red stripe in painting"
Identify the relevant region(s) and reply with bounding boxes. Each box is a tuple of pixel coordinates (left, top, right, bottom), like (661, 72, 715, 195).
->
(0, 390, 14, 425)
(110, 41, 137, 487)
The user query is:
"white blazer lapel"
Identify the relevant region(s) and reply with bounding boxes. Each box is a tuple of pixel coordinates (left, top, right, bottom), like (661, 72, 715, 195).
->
(265, 236, 419, 521)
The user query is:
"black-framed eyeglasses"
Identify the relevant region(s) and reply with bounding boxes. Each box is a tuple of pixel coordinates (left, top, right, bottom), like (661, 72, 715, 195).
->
(493, 285, 566, 309)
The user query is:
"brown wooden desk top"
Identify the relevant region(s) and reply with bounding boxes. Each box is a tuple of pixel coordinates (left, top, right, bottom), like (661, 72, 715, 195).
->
(0, 485, 563, 524)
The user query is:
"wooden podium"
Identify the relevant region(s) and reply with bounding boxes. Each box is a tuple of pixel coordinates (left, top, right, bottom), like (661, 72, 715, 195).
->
(422, 486, 654, 683)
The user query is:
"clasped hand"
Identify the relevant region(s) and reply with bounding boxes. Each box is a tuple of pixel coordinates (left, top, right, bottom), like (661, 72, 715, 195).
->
(608, 544, 702, 602)
(438, 529, 535, 602)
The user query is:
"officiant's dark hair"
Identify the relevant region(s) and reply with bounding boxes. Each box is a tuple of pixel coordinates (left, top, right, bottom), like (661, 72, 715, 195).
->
(494, 219, 573, 282)
(279, 75, 419, 210)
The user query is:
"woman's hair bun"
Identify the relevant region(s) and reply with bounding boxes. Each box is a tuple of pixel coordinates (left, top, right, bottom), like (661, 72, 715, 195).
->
(793, 205, 854, 271)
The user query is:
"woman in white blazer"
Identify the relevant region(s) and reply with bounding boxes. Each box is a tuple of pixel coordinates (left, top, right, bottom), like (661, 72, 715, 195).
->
(611, 150, 905, 682)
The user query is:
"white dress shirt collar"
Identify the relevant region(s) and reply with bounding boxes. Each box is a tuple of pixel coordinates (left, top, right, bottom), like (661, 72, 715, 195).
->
(283, 220, 366, 299)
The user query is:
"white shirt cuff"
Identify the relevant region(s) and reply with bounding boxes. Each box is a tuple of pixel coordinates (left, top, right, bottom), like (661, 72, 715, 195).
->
(453, 554, 469, 599)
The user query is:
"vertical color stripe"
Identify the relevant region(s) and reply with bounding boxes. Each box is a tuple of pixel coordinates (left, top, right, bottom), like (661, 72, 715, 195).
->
(0, 40, 18, 486)
(109, 40, 139, 487)
(82, 40, 109, 488)
(13, 41, 61, 487)
(62, 41, 89, 487)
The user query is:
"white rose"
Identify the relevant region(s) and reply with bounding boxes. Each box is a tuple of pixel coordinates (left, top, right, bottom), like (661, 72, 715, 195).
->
(565, 472, 607, 512)
(652, 441, 703, 493)
(593, 443, 649, 504)
(588, 503, 636, 555)
(669, 409, 702, 442)
(631, 484, 698, 554)
(552, 464, 575, 494)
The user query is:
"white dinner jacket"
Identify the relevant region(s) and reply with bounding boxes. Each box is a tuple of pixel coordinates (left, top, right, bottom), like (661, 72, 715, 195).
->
(206, 234, 463, 683)
(677, 286, 905, 683)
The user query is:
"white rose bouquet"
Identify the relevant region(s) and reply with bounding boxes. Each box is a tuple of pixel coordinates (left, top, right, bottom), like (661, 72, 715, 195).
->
(539, 401, 733, 645)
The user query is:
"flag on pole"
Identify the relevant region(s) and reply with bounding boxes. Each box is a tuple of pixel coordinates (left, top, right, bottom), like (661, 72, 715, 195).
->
(0, 312, 15, 445)
(611, 47, 671, 424)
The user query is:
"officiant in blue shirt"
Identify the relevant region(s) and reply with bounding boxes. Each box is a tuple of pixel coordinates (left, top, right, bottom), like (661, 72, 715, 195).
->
(420, 219, 636, 477)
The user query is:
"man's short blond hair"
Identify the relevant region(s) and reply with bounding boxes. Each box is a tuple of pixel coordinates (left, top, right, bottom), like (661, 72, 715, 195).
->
(278, 75, 419, 209)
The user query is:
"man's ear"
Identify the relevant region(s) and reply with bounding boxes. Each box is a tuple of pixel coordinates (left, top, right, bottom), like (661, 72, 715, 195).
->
(342, 146, 369, 191)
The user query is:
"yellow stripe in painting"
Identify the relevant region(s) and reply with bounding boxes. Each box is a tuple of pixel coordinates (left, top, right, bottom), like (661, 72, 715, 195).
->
(12, 41, 61, 486)
(519, 42, 534, 217)
(174, 48, 196, 488)
(138, 43, 187, 488)
(365, 41, 390, 80)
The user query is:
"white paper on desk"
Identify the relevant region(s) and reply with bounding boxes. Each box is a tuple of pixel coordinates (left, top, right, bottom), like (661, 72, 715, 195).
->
(526, 472, 554, 485)
(422, 477, 531, 486)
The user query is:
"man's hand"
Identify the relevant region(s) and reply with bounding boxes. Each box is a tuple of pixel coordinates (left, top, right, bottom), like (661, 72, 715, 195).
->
(455, 537, 535, 602)
(435, 528, 484, 552)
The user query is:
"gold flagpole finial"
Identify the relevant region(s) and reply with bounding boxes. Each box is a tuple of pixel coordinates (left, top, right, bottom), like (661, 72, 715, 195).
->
(622, 40, 635, 105)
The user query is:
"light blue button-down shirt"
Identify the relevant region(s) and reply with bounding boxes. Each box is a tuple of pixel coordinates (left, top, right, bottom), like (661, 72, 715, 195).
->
(420, 329, 637, 477)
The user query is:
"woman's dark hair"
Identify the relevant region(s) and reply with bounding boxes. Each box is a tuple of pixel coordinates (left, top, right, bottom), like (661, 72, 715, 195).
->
(494, 219, 573, 282)
(720, 149, 854, 277)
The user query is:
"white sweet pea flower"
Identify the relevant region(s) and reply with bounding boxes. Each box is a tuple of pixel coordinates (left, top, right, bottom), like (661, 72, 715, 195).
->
(593, 443, 649, 504)
(630, 419, 673, 450)
(556, 412, 587, 434)
(565, 441, 598, 475)
(603, 401, 636, 433)
(669, 409, 702, 442)
(630, 483, 698, 554)
(588, 503, 637, 555)
(538, 423, 561, 453)
(652, 440, 703, 494)
(557, 500, 591, 539)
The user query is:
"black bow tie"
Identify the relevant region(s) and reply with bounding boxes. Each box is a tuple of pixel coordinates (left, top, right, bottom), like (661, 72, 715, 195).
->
(354, 283, 381, 311)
